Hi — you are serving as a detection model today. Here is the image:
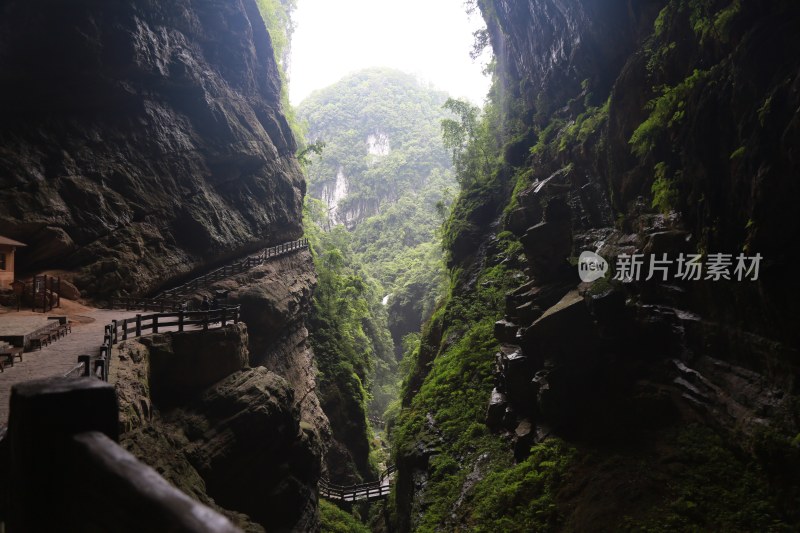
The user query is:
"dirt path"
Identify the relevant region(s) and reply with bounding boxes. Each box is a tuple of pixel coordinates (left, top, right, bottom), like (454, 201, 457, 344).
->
(0, 301, 140, 425)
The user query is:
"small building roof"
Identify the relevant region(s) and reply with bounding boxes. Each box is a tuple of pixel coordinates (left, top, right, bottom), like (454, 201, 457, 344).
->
(0, 235, 27, 247)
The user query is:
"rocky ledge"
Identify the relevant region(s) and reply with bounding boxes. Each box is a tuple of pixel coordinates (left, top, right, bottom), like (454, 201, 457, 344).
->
(114, 325, 321, 532)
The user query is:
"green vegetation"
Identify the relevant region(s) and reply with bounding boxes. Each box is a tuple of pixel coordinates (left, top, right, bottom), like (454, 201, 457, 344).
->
(305, 197, 394, 478)
(298, 68, 454, 230)
(391, 207, 563, 531)
(730, 146, 746, 160)
(652, 0, 742, 46)
(299, 69, 457, 418)
(467, 441, 575, 532)
(387, 1, 798, 531)
(651, 162, 679, 214)
(254, 0, 303, 139)
(319, 500, 370, 533)
(390, 71, 574, 530)
(441, 98, 495, 187)
(255, 0, 296, 68)
(298, 69, 463, 486)
(629, 69, 710, 159)
(689, 0, 742, 44)
(623, 425, 790, 531)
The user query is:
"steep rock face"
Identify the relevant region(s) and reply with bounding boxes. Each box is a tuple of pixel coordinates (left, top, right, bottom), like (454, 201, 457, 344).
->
(487, 0, 658, 122)
(0, 0, 304, 298)
(484, 0, 800, 526)
(116, 326, 321, 532)
(396, 0, 800, 529)
(185, 250, 355, 480)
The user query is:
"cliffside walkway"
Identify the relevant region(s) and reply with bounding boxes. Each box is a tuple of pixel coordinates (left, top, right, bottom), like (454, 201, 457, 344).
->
(96, 306, 241, 381)
(156, 238, 309, 300)
(108, 238, 309, 312)
(1, 238, 308, 424)
(319, 465, 396, 502)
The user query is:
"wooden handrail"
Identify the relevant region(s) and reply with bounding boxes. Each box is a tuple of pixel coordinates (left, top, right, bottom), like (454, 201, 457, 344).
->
(155, 238, 309, 300)
(319, 464, 396, 502)
(94, 306, 241, 382)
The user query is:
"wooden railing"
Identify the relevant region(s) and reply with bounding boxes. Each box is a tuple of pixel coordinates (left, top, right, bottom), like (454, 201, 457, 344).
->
(157, 238, 309, 300)
(109, 297, 186, 312)
(63, 354, 106, 381)
(368, 415, 386, 427)
(2, 378, 242, 532)
(96, 306, 241, 381)
(318, 464, 396, 503)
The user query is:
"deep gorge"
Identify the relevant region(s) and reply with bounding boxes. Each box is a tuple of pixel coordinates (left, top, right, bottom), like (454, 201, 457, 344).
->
(0, 0, 799, 531)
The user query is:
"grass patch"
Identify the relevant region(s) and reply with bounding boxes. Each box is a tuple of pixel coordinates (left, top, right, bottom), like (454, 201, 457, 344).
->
(319, 500, 370, 533)
(466, 440, 575, 532)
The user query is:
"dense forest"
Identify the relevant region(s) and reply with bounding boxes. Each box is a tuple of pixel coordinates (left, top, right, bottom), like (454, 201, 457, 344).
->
(296, 69, 457, 497)
(298, 69, 455, 359)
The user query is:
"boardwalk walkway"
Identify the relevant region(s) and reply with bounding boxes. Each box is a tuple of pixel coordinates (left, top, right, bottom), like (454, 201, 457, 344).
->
(1, 238, 309, 425)
(0, 304, 140, 424)
(319, 465, 396, 502)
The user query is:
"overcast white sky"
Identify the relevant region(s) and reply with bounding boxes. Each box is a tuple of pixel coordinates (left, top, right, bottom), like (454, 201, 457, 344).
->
(288, 0, 491, 106)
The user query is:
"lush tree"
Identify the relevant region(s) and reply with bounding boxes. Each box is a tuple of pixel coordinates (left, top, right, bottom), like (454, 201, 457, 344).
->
(255, 0, 303, 139)
(297, 67, 455, 228)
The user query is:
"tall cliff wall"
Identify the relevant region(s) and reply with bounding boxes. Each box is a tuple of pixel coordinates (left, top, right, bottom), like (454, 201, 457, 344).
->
(114, 325, 321, 532)
(394, 0, 800, 530)
(0, 0, 304, 298)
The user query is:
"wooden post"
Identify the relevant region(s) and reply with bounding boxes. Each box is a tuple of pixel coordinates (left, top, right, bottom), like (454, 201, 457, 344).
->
(94, 359, 106, 381)
(78, 355, 91, 377)
(178, 310, 184, 332)
(122, 319, 128, 341)
(136, 315, 142, 336)
(221, 308, 227, 327)
(112, 320, 118, 344)
(6, 378, 119, 532)
(203, 311, 209, 331)
(152, 315, 159, 334)
(234, 307, 239, 324)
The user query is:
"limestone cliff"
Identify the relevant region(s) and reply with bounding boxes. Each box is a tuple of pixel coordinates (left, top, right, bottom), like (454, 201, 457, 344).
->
(0, 0, 304, 298)
(115, 326, 321, 532)
(483, 0, 800, 437)
(395, 0, 800, 530)
(187, 250, 354, 481)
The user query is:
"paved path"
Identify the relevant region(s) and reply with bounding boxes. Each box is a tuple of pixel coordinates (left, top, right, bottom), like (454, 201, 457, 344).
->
(0, 308, 140, 425)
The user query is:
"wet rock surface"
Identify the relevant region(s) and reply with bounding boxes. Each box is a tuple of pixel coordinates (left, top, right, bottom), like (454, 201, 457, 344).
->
(480, 0, 800, 437)
(116, 327, 321, 531)
(383, 0, 800, 529)
(0, 0, 304, 299)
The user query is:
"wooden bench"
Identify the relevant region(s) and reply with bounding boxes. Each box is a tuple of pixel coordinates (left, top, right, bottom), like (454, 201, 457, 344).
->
(31, 333, 51, 350)
(0, 346, 23, 371)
